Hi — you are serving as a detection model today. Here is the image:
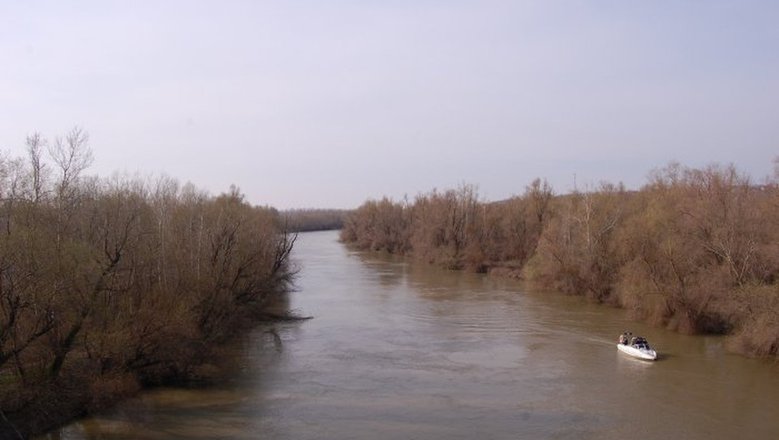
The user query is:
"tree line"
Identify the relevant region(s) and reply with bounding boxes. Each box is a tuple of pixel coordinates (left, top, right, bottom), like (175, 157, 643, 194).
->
(0, 129, 297, 438)
(283, 208, 348, 232)
(340, 163, 779, 359)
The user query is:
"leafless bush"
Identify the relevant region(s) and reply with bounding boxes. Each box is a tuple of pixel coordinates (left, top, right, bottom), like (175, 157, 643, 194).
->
(344, 163, 779, 358)
(0, 129, 297, 436)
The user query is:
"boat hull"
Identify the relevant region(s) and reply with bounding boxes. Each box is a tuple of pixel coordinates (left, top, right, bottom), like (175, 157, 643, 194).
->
(617, 343, 657, 361)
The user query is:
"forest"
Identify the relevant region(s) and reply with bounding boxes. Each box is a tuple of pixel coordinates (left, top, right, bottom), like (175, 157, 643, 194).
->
(340, 162, 779, 359)
(283, 208, 348, 232)
(0, 129, 297, 438)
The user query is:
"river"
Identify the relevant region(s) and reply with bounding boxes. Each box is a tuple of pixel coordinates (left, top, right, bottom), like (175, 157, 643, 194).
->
(44, 230, 779, 439)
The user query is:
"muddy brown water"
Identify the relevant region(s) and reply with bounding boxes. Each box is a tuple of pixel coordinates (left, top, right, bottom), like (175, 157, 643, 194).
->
(43, 230, 779, 439)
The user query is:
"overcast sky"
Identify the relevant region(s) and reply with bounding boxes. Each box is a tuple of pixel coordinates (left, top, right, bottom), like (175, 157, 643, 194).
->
(2, 1, 777, 209)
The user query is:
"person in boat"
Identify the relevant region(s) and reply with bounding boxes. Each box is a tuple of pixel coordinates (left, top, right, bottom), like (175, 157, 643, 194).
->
(627, 336, 651, 350)
(618, 332, 631, 345)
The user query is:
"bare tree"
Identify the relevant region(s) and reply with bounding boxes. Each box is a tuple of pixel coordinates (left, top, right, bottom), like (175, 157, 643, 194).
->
(49, 126, 93, 203)
(26, 132, 47, 203)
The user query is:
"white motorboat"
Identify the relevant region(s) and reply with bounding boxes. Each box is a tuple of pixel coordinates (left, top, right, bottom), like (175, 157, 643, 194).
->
(617, 333, 657, 361)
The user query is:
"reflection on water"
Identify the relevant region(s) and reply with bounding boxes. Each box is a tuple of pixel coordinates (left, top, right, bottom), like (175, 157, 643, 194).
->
(45, 231, 779, 440)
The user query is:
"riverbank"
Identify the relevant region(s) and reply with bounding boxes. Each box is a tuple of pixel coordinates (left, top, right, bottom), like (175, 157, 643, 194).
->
(43, 231, 779, 440)
(3, 300, 299, 439)
(340, 164, 779, 359)
(0, 136, 298, 438)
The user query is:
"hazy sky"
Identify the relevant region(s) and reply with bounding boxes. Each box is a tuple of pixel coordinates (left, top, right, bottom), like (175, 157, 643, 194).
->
(2, 1, 777, 208)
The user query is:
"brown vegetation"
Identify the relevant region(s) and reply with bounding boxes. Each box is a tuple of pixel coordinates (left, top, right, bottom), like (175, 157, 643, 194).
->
(0, 129, 297, 438)
(283, 208, 348, 232)
(340, 181, 552, 273)
(341, 164, 779, 359)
